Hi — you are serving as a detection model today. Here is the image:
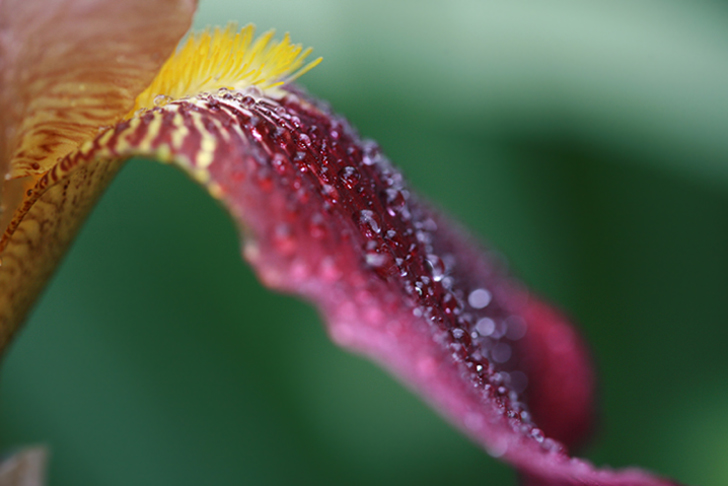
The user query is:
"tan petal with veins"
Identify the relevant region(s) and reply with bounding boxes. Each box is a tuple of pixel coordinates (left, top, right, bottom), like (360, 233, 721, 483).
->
(0, 0, 196, 210)
(0, 153, 125, 350)
(0, 0, 195, 350)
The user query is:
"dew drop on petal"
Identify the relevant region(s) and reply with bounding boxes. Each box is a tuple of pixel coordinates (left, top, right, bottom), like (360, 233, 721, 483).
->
(298, 133, 311, 147)
(486, 439, 509, 458)
(154, 94, 172, 106)
(475, 317, 496, 337)
(243, 85, 263, 98)
(365, 251, 389, 268)
(358, 209, 381, 236)
(541, 438, 564, 454)
(468, 288, 492, 309)
(425, 254, 446, 282)
(361, 140, 381, 165)
(321, 184, 339, 204)
(339, 166, 361, 189)
(271, 153, 289, 175)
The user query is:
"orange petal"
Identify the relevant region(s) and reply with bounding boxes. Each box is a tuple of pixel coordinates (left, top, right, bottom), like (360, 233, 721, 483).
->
(0, 0, 196, 211)
(0, 148, 125, 350)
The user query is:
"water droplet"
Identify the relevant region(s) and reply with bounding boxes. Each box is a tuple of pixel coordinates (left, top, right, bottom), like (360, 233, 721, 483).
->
(365, 251, 389, 268)
(475, 317, 496, 336)
(271, 153, 289, 175)
(486, 439, 508, 458)
(542, 438, 563, 453)
(358, 210, 381, 237)
(416, 230, 431, 245)
(153, 94, 172, 107)
(468, 288, 492, 309)
(292, 151, 309, 173)
(308, 125, 321, 142)
(339, 166, 360, 189)
(216, 87, 233, 99)
(321, 184, 339, 204)
(425, 254, 446, 282)
(385, 189, 407, 216)
(298, 133, 311, 147)
(244, 85, 263, 98)
(441, 292, 461, 315)
(361, 140, 382, 165)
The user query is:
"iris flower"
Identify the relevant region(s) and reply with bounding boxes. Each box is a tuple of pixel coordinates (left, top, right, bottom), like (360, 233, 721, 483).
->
(0, 0, 685, 484)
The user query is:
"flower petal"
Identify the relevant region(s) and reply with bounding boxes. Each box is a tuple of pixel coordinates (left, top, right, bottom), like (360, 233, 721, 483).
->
(0, 0, 196, 204)
(0, 86, 682, 485)
(0, 446, 47, 485)
(0, 0, 195, 347)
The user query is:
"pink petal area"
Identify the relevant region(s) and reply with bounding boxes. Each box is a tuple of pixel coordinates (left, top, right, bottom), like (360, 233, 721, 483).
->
(7, 87, 683, 485)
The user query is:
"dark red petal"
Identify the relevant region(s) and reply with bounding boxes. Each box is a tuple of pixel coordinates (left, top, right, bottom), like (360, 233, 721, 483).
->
(3, 88, 684, 485)
(517, 297, 596, 449)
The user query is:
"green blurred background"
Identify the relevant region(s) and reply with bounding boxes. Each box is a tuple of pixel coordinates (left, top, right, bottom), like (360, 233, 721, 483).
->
(2, 1, 728, 484)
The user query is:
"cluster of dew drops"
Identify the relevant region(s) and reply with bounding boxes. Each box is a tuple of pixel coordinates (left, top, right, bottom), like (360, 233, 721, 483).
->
(185, 86, 562, 453)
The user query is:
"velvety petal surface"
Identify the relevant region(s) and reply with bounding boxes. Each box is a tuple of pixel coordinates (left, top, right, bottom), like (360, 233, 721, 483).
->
(0, 84, 682, 485)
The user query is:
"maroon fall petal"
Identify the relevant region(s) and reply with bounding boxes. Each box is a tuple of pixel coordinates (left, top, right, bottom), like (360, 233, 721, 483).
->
(48, 86, 682, 485)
